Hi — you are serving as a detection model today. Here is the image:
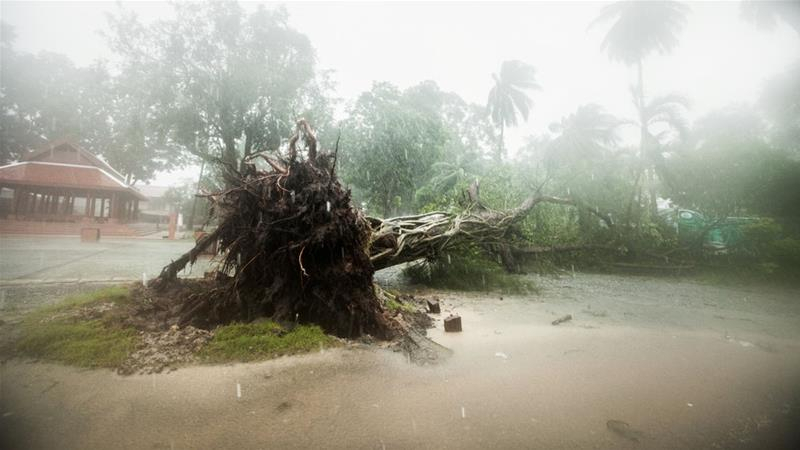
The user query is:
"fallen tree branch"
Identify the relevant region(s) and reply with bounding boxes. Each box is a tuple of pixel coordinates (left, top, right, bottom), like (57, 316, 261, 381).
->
(368, 194, 616, 271)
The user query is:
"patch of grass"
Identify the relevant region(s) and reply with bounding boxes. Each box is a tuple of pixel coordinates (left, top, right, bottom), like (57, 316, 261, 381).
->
(385, 297, 416, 313)
(200, 321, 337, 363)
(16, 286, 138, 368)
(17, 320, 137, 368)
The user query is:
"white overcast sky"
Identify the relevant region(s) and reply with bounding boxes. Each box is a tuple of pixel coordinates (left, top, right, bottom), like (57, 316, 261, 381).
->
(2, 1, 799, 185)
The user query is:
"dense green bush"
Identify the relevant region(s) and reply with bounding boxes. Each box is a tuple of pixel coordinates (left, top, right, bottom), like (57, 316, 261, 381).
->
(402, 246, 537, 294)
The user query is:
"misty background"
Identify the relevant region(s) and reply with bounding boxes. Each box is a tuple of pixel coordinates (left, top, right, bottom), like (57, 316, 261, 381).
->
(2, 0, 798, 181)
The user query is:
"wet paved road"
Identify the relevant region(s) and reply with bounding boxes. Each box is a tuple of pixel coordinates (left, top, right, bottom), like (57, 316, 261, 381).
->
(2, 274, 800, 449)
(0, 236, 212, 282)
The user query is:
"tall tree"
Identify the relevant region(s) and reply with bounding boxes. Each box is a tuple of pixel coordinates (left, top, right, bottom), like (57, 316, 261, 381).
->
(339, 82, 447, 217)
(546, 104, 621, 165)
(0, 30, 110, 164)
(741, 0, 800, 35)
(591, 0, 689, 217)
(0, 22, 182, 183)
(105, 1, 318, 176)
(668, 105, 800, 219)
(759, 62, 800, 156)
(487, 60, 540, 161)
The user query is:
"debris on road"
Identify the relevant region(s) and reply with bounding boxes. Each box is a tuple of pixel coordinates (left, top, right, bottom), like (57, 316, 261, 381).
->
(606, 419, 644, 442)
(551, 314, 573, 326)
(426, 298, 441, 314)
(117, 325, 213, 375)
(444, 314, 462, 332)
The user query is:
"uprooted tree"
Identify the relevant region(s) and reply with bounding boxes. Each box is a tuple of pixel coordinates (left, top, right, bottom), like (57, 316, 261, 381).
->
(152, 121, 615, 339)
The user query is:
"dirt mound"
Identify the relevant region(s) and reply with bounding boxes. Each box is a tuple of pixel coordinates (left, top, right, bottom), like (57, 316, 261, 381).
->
(117, 325, 212, 375)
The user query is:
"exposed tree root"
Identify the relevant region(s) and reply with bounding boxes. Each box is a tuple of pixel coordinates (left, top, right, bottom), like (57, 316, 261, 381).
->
(151, 120, 396, 339)
(150, 122, 619, 339)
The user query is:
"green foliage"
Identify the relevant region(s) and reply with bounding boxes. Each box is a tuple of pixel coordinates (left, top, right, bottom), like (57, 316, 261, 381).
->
(716, 219, 800, 274)
(667, 106, 800, 219)
(200, 321, 336, 362)
(0, 26, 184, 183)
(759, 62, 800, 157)
(384, 297, 415, 313)
(105, 1, 322, 172)
(771, 237, 800, 267)
(340, 82, 448, 216)
(403, 247, 537, 294)
(0, 45, 107, 162)
(17, 287, 137, 368)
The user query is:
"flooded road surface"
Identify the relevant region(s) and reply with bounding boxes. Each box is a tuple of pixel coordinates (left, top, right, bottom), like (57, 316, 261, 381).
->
(2, 273, 800, 449)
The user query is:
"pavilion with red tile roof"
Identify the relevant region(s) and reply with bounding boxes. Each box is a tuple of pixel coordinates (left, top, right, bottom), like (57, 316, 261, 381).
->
(0, 140, 146, 226)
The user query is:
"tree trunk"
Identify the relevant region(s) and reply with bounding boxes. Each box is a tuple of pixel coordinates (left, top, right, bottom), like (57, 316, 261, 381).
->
(368, 192, 614, 271)
(497, 123, 505, 162)
(187, 159, 205, 231)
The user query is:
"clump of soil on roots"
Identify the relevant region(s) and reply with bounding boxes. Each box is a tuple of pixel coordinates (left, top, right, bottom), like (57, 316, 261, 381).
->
(140, 123, 399, 340)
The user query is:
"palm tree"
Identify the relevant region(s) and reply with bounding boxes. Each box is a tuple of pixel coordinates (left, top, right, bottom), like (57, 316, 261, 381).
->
(639, 94, 690, 199)
(591, 0, 689, 217)
(547, 104, 622, 163)
(487, 60, 540, 161)
(741, 0, 800, 35)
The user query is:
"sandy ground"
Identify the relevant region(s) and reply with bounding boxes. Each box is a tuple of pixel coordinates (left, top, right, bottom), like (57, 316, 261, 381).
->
(1, 273, 799, 449)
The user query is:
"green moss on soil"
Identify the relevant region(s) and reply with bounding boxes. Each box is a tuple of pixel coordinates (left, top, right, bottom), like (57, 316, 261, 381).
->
(200, 321, 337, 363)
(16, 286, 138, 368)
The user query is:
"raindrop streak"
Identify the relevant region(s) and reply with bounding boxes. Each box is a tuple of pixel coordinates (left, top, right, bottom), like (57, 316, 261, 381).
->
(142, 272, 147, 286)
(236, 383, 242, 399)
(461, 406, 466, 419)
(447, 254, 451, 265)
(326, 201, 331, 213)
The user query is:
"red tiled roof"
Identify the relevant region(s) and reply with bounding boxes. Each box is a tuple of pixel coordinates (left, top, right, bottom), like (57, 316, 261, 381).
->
(0, 162, 146, 200)
(23, 140, 126, 182)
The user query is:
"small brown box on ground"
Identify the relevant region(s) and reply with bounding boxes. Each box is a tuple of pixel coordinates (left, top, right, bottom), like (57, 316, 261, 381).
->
(444, 314, 462, 332)
(80, 228, 100, 242)
(426, 298, 441, 314)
